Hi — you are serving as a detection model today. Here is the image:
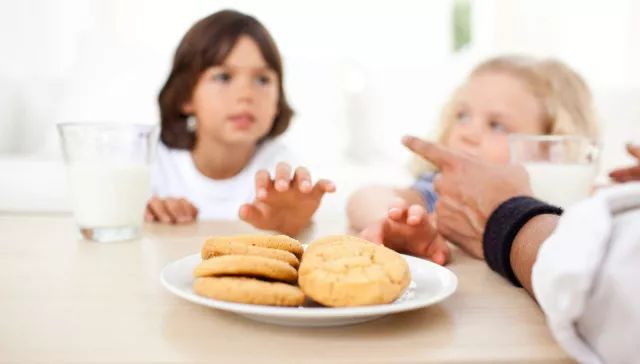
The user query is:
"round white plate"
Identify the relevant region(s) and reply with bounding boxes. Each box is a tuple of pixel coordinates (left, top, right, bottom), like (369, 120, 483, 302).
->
(160, 253, 457, 327)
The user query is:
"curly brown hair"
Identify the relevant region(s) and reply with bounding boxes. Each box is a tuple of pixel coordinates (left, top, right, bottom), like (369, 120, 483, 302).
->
(158, 10, 294, 149)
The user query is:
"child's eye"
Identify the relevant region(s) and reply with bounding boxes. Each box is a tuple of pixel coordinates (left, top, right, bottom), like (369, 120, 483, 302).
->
(256, 74, 272, 85)
(212, 72, 231, 83)
(489, 120, 508, 133)
(456, 111, 471, 124)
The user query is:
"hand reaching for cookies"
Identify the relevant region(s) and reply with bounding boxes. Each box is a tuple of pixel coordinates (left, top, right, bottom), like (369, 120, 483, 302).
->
(146, 196, 199, 224)
(239, 162, 336, 236)
(359, 198, 450, 265)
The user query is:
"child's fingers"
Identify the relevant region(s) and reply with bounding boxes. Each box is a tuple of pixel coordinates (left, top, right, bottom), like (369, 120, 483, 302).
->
(144, 206, 155, 222)
(387, 198, 407, 221)
(185, 199, 199, 218)
(176, 198, 197, 223)
(311, 179, 336, 198)
(164, 198, 185, 223)
(426, 235, 450, 265)
(380, 219, 408, 252)
(319, 179, 336, 192)
(431, 250, 446, 265)
(238, 203, 264, 225)
(255, 169, 272, 200)
(293, 166, 313, 193)
(148, 197, 172, 224)
(166, 198, 188, 221)
(406, 204, 426, 226)
(274, 162, 292, 192)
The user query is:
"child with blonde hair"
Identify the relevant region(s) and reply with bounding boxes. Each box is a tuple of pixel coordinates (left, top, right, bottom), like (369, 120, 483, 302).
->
(348, 55, 599, 264)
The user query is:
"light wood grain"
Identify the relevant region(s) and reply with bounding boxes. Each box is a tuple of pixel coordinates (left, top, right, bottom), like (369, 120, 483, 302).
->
(0, 214, 572, 363)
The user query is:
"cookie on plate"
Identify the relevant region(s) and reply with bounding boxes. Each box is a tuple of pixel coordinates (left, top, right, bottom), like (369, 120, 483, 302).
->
(203, 235, 304, 258)
(194, 277, 305, 306)
(298, 235, 411, 307)
(201, 240, 300, 268)
(194, 255, 298, 283)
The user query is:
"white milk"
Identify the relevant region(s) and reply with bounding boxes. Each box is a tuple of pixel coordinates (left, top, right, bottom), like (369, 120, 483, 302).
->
(524, 162, 596, 207)
(67, 164, 150, 227)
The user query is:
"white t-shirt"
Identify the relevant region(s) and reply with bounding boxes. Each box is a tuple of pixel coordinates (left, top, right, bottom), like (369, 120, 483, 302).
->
(151, 140, 293, 220)
(532, 182, 640, 364)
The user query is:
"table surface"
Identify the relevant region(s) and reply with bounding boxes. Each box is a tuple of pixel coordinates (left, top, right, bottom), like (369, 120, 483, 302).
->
(0, 214, 572, 363)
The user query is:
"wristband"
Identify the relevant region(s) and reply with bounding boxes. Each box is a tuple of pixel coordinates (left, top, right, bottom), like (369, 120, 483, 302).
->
(483, 196, 563, 286)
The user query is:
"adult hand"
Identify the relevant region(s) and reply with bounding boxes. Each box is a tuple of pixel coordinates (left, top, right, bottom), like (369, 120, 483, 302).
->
(609, 144, 640, 183)
(402, 135, 533, 259)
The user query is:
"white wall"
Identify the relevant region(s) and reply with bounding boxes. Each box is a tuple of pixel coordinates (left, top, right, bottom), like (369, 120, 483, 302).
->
(0, 0, 453, 163)
(469, 0, 640, 178)
(0, 0, 639, 212)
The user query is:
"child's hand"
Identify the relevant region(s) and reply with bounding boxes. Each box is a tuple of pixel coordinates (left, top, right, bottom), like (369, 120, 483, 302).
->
(239, 162, 336, 236)
(145, 196, 199, 224)
(359, 198, 450, 265)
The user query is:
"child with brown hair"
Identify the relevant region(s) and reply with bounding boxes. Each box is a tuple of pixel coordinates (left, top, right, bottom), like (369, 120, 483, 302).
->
(148, 10, 335, 236)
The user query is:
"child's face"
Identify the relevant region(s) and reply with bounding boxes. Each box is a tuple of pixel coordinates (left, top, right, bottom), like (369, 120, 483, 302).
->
(184, 35, 279, 146)
(445, 71, 546, 164)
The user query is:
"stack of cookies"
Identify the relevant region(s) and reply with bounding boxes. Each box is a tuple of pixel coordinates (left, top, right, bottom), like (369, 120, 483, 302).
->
(193, 234, 412, 308)
(193, 235, 306, 307)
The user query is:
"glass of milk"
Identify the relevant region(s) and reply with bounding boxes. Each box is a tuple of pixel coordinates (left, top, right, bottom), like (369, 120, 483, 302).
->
(509, 134, 599, 208)
(58, 123, 157, 242)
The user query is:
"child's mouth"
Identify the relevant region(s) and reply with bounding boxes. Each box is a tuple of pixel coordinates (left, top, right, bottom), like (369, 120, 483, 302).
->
(228, 113, 255, 129)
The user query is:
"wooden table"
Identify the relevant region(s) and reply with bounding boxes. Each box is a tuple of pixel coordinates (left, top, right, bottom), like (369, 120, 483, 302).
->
(0, 214, 572, 363)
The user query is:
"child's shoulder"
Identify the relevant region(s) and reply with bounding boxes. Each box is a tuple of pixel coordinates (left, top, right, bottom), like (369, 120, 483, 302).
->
(154, 141, 192, 171)
(157, 140, 189, 157)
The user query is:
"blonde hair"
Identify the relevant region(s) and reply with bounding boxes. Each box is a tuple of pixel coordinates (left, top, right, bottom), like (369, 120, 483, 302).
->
(412, 55, 600, 175)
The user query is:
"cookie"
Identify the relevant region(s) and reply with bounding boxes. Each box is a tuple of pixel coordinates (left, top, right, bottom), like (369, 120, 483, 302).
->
(194, 255, 298, 283)
(302, 234, 363, 255)
(194, 277, 305, 306)
(298, 235, 411, 307)
(201, 240, 300, 268)
(203, 235, 304, 258)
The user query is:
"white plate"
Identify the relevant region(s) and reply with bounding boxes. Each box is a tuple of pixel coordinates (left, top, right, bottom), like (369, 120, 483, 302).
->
(160, 253, 457, 327)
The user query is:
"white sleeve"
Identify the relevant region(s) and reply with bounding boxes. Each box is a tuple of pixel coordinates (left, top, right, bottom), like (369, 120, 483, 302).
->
(532, 183, 640, 364)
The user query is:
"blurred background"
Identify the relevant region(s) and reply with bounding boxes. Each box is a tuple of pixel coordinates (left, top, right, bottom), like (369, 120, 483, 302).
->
(1, 0, 639, 217)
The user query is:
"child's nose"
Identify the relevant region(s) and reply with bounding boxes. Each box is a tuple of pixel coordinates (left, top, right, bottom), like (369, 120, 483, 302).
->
(460, 123, 482, 145)
(235, 78, 255, 103)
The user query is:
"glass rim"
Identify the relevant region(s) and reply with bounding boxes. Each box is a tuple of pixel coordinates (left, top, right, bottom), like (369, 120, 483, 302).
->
(508, 133, 598, 143)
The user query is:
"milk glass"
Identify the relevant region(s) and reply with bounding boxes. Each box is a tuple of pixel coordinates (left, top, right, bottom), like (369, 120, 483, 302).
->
(58, 123, 157, 242)
(509, 134, 599, 207)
